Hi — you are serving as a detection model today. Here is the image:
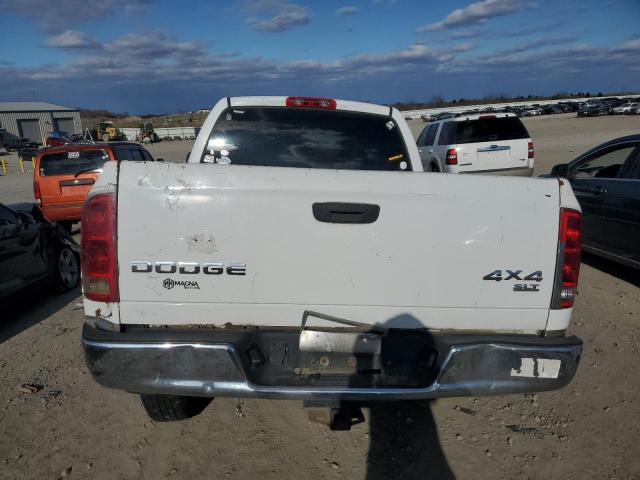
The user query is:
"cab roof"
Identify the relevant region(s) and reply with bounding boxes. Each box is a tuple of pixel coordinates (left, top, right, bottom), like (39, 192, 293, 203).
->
(38, 142, 140, 155)
(229, 96, 394, 117)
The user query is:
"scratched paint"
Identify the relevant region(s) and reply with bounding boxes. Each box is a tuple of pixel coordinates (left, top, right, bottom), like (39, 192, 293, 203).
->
(137, 175, 150, 186)
(185, 233, 218, 254)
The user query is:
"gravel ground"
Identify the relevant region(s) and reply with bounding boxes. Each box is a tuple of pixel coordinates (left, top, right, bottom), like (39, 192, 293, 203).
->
(1, 114, 639, 480)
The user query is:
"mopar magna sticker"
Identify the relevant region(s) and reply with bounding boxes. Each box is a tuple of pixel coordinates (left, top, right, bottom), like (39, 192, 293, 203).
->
(163, 278, 200, 290)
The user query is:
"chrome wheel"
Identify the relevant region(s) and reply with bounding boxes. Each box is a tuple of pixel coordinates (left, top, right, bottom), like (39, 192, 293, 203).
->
(58, 248, 79, 290)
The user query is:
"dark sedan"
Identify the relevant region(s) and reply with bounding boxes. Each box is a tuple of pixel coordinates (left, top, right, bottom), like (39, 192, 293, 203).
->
(2, 137, 39, 151)
(0, 202, 80, 300)
(549, 135, 640, 269)
(577, 104, 610, 117)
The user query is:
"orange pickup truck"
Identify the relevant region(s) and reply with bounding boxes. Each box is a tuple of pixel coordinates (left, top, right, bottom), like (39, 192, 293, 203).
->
(33, 143, 157, 230)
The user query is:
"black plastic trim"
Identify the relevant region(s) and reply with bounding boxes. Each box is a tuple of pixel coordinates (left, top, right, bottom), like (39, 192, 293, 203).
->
(312, 202, 380, 224)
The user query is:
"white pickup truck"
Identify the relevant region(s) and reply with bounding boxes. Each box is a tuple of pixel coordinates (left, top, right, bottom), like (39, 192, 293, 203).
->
(81, 96, 583, 426)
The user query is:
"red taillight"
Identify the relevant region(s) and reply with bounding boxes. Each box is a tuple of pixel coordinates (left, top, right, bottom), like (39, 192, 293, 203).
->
(528, 141, 534, 159)
(33, 181, 41, 205)
(286, 96, 337, 109)
(445, 148, 458, 165)
(552, 208, 582, 309)
(81, 192, 119, 302)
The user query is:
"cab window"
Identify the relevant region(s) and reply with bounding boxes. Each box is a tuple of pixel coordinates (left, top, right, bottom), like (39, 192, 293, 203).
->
(424, 124, 438, 146)
(204, 107, 411, 171)
(438, 122, 457, 145)
(573, 145, 637, 179)
(113, 148, 133, 160)
(141, 149, 154, 161)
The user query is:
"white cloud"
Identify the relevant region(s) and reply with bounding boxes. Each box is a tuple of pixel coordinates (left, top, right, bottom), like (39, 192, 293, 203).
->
(2, 0, 150, 31)
(614, 37, 640, 52)
(336, 6, 358, 16)
(493, 36, 577, 56)
(243, 0, 311, 32)
(46, 30, 101, 49)
(450, 42, 475, 52)
(104, 33, 204, 60)
(417, 0, 535, 32)
(248, 11, 310, 31)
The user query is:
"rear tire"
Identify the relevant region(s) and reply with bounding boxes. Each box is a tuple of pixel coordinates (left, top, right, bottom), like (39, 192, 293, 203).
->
(53, 246, 80, 292)
(428, 162, 440, 173)
(140, 394, 213, 421)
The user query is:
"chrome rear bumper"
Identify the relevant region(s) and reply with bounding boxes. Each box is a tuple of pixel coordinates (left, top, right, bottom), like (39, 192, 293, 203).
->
(82, 323, 581, 401)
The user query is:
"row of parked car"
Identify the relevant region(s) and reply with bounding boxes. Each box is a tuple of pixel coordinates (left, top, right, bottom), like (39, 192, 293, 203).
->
(577, 99, 640, 117)
(419, 97, 640, 122)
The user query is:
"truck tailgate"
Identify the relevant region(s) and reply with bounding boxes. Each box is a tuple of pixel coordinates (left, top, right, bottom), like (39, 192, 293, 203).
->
(116, 162, 560, 332)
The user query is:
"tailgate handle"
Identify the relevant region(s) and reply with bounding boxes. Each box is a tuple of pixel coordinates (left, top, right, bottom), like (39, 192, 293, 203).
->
(313, 202, 380, 224)
(59, 178, 95, 187)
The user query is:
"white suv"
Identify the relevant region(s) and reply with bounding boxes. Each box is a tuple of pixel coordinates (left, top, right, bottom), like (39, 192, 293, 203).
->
(417, 113, 534, 176)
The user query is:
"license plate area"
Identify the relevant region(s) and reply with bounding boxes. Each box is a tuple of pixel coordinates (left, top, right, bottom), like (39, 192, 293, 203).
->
(238, 329, 439, 388)
(297, 330, 382, 375)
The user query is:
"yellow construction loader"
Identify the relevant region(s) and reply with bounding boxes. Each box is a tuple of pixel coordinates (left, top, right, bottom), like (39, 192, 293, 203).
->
(94, 121, 126, 142)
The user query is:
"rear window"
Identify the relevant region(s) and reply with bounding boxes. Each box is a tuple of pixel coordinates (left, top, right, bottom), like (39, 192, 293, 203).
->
(202, 107, 411, 171)
(453, 117, 530, 144)
(113, 147, 149, 161)
(39, 149, 109, 176)
(438, 122, 457, 145)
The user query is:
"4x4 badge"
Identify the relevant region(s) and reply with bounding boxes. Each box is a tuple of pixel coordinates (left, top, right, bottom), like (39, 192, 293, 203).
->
(483, 270, 543, 282)
(483, 269, 543, 292)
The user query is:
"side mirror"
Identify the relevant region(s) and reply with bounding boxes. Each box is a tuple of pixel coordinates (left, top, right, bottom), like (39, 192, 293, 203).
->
(156, 158, 165, 162)
(550, 163, 569, 177)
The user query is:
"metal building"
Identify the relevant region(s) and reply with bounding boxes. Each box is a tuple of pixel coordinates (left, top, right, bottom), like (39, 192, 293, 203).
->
(0, 102, 82, 145)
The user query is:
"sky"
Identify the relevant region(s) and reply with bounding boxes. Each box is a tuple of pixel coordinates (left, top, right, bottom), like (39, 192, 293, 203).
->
(0, 0, 638, 113)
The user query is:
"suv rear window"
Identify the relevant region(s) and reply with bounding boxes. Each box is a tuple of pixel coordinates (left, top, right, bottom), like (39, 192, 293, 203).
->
(39, 149, 109, 176)
(202, 107, 411, 171)
(451, 117, 529, 144)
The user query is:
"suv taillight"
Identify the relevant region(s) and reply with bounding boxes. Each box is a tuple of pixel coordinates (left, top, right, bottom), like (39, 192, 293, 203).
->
(551, 208, 582, 309)
(81, 192, 119, 302)
(445, 148, 458, 165)
(33, 181, 41, 205)
(528, 141, 534, 159)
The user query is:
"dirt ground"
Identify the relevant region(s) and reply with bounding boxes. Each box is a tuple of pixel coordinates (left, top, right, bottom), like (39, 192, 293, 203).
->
(1, 114, 639, 480)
